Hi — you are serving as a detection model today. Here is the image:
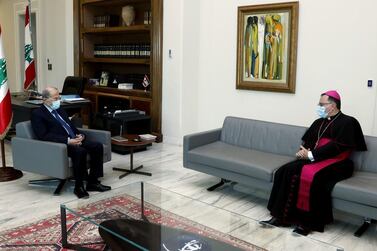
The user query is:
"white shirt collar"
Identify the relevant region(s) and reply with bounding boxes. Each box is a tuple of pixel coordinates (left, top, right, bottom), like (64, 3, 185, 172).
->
(44, 104, 54, 113)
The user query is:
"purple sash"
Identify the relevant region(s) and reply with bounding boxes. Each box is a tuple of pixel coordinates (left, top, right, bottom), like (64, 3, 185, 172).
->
(296, 138, 350, 211)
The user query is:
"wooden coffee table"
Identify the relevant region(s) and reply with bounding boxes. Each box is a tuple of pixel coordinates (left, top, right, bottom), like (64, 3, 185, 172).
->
(111, 135, 155, 179)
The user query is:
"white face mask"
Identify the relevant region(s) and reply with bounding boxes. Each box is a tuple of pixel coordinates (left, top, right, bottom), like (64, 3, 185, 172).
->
(316, 105, 328, 118)
(50, 100, 61, 110)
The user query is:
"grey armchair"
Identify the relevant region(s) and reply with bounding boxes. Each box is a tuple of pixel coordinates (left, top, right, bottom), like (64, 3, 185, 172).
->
(11, 121, 111, 195)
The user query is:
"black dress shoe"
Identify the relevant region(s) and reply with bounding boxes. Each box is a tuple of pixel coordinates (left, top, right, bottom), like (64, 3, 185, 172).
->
(74, 186, 89, 199)
(292, 225, 311, 236)
(86, 183, 111, 192)
(259, 217, 291, 227)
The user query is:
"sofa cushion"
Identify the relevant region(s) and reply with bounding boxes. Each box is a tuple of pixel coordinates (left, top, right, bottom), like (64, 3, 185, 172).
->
(332, 171, 377, 208)
(220, 116, 306, 156)
(187, 141, 295, 182)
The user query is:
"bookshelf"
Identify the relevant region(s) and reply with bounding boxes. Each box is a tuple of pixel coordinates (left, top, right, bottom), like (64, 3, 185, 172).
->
(73, 0, 163, 141)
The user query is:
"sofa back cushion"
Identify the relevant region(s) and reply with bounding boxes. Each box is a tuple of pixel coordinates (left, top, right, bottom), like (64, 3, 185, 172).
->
(221, 116, 307, 156)
(350, 135, 377, 172)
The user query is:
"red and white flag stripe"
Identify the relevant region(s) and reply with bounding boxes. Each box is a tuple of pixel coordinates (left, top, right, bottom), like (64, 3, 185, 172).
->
(24, 4, 36, 90)
(0, 26, 13, 139)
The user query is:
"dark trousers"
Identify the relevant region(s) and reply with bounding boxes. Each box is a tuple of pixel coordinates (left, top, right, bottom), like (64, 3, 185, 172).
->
(67, 140, 103, 187)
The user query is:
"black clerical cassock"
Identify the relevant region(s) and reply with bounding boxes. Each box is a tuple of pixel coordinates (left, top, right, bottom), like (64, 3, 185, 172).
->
(267, 112, 367, 232)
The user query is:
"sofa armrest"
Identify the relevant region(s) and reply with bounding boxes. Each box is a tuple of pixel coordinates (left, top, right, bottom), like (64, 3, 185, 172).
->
(183, 128, 222, 151)
(11, 137, 69, 179)
(183, 128, 221, 165)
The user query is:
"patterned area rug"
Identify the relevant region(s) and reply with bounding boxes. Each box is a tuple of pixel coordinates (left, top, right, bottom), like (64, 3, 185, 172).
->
(0, 194, 266, 251)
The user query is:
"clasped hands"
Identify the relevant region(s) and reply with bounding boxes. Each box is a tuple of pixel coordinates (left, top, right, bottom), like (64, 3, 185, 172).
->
(68, 134, 85, 146)
(296, 145, 310, 159)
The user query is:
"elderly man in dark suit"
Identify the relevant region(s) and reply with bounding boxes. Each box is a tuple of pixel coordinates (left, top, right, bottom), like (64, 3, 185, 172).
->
(31, 86, 111, 198)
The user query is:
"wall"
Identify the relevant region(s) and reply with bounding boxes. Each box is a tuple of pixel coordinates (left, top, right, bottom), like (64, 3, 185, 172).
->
(162, 0, 377, 144)
(2, 0, 376, 143)
(0, 0, 73, 93)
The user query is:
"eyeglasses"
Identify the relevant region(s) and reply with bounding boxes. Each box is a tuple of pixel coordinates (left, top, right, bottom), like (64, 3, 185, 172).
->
(318, 102, 332, 107)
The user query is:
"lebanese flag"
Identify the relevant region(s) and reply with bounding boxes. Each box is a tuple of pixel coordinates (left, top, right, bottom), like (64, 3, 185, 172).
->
(24, 4, 36, 90)
(0, 26, 13, 140)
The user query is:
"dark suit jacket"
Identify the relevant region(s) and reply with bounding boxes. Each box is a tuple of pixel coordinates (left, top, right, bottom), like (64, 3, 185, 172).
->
(31, 105, 81, 144)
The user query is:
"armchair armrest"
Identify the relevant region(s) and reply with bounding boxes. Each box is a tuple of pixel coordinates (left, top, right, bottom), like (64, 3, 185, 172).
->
(11, 137, 70, 179)
(79, 128, 111, 146)
(79, 128, 111, 162)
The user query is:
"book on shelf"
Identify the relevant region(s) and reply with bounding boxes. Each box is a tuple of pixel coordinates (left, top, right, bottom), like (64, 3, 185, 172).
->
(144, 11, 152, 25)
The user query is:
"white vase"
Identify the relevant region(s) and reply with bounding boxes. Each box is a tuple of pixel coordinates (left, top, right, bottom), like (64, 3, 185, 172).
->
(122, 6, 135, 26)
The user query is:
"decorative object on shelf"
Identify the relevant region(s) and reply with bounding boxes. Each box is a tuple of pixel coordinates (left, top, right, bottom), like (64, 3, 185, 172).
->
(142, 74, 150, 92)
(236, 2, 299, 93)
(122, 5, 135, 26)
(99, 71, 109, 86)
(89, 78, 99, 86)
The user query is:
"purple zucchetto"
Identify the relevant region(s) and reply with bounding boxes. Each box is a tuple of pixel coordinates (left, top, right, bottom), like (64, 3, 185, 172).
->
(323, 90, 341, 101)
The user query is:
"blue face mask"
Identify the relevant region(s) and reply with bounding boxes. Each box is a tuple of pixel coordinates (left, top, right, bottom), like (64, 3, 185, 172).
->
(50, 100, 61, 110)
(316, 105, 328, 118)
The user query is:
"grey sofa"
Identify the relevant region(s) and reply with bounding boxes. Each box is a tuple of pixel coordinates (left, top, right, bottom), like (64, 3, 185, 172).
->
(183, 116, 377, 236)
(12, 121, 112, 194)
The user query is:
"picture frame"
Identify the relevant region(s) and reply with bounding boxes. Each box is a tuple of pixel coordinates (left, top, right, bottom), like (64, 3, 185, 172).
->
(236, 2, 299, 93)
(99, 71, 109, 86)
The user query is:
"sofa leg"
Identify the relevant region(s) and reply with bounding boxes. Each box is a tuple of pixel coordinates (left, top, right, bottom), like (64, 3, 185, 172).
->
(207, 178, 230, 191)
(354, 218, 373, 237)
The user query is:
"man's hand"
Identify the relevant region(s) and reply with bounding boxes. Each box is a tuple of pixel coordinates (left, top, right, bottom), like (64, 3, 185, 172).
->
(296, 145, 310, 159)
(76, 134, 85, 141)
(68, 135, 84, 146)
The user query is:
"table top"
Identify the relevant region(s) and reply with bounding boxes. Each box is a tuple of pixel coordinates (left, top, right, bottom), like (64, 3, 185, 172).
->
(60, 182, 342, 251)
(111, 134, 154, 147)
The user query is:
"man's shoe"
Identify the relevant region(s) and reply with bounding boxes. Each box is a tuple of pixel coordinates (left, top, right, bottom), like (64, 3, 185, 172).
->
(86, 183, 111, 192)
(292, 225, 311, 236)
(259, 217, 291, 227)
(74, 186, 89, 199)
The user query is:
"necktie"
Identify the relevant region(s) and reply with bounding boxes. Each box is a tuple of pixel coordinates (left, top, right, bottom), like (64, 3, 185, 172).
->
(51, 110, 76, 138)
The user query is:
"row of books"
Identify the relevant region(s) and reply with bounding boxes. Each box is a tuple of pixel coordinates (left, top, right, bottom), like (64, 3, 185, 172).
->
(93, 15, 119, 28)
(144, 11, 152, 25)
(94, 44, 151, 58)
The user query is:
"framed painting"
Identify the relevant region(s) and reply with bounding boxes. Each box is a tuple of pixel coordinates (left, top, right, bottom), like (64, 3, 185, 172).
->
(236, 2, 299, 93)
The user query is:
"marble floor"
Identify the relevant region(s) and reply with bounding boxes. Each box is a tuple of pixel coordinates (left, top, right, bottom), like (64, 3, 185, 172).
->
(0, 140, 376, 250)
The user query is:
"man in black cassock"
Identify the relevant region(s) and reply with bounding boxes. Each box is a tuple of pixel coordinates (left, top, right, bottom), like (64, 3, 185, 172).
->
(260, 90, 367, 235)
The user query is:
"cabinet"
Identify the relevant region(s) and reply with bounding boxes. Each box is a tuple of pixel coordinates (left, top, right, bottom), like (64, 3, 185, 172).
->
(73, 0, 163, 141)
